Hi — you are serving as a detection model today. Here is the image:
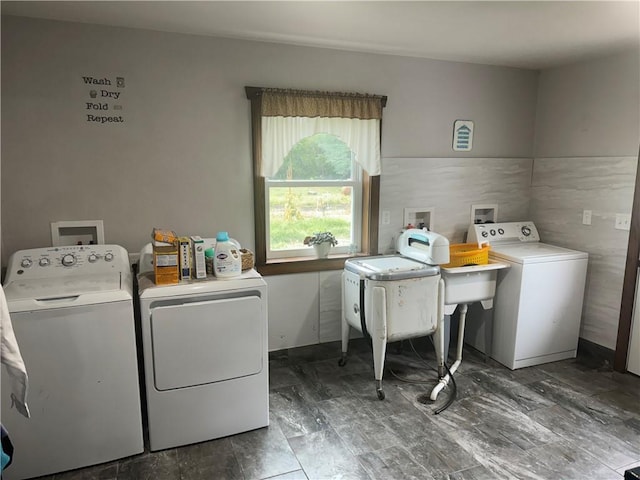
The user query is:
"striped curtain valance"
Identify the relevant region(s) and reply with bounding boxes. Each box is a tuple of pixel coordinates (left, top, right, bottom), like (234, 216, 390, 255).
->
(261, 88, 385, 119)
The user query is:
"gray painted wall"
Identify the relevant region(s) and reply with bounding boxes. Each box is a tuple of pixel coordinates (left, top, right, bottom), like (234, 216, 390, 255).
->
(534, 50, 639, 158)
(531, 50, 640, 350)
(5, 16, 636, 352)
(1, 15, 537, 266)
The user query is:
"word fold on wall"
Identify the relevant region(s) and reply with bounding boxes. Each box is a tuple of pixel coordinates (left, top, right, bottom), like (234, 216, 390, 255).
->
(82, 75, 126, 125)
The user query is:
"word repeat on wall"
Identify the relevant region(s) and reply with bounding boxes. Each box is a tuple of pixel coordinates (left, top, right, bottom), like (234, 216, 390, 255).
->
(83, 75, 126, 124)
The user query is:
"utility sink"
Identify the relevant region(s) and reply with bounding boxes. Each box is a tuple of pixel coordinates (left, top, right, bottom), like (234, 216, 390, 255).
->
(430, 261, 510, 401)
(441, 260, 510, 314)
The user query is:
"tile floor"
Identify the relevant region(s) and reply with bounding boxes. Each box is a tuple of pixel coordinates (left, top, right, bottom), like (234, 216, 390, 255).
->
(31, 338, 640, 480)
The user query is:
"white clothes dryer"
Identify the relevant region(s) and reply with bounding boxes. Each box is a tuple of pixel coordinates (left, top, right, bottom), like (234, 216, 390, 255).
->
(137, 244, 268, 451)
(467, 222, 588, 369)
(1, 245, 143, 480)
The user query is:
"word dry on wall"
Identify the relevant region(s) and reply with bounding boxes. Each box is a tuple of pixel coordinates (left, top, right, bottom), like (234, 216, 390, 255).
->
(83, 75, 126, 124)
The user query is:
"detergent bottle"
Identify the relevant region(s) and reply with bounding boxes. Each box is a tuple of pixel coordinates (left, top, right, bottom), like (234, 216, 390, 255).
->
(204, 247, 215, 276)
(213, 231, 242, 278)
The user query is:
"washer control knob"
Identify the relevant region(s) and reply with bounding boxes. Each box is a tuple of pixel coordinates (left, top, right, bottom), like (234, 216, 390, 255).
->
(20, 258, 32, 268)
(61, 254, 76, 267)
(39, 257, 50, 267)
(88, 254, 99, 263)
(498, 228, 504, 235)
(490, 229, 496, 236)
(104, 253, 114, 262)
(481, 231, 489, 238)
(521, 226, 531, 236)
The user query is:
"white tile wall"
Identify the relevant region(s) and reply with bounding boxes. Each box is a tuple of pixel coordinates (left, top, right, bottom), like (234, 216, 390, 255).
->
(265, 273, 319, 351)
(530, 156, 638, 350)
(268, 156, 635, 352)
(319, 271, 343, 343)
(306, 156, 535, 349)
(379, 157, 533, 252)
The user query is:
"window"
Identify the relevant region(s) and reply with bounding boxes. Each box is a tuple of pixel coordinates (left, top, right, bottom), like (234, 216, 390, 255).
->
(245, 87, 387, 275)
(266, 133, 362, 259)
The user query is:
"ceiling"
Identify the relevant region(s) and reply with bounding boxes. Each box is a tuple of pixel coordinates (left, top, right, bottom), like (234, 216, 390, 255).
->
(2, 1, 639, 70)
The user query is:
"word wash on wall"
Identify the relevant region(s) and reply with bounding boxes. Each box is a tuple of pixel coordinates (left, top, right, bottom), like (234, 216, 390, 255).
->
(83, 75, 125, 124)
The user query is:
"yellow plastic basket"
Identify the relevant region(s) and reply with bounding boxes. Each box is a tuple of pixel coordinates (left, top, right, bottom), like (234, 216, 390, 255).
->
(443, 243, 490, 267)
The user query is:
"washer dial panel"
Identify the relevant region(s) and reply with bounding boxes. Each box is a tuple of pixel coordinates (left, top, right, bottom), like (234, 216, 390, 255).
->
(468, 221, 540, 245)
(10, 245, 125, 276)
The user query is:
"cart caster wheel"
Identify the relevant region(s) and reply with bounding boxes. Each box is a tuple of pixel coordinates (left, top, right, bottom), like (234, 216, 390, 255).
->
(338, 354, 348, 367)
(376, 389, 385, 400)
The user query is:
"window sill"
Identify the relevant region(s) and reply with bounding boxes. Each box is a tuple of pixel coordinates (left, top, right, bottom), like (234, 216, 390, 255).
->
(257, 253, 366, 276)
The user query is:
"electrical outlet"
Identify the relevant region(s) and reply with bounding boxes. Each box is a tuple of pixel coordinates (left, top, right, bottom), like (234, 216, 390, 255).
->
(582, 210, 592, 226)
(382, 210, 391, 225)
(615, 213, 631, 231)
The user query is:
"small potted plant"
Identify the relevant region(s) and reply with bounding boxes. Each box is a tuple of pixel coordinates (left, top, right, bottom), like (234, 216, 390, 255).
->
(303, 232, 338, 258)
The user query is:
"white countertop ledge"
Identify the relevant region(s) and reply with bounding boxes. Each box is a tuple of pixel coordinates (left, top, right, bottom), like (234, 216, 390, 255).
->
(440, 260, 510, 275)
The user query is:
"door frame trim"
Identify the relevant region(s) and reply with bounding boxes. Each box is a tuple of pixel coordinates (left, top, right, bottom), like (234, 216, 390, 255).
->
(614, 147, 640, 371)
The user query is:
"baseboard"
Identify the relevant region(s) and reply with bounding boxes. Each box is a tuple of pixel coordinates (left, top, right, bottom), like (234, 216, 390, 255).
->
(576, 337, 615, 370)
(624, 465, 640, 480)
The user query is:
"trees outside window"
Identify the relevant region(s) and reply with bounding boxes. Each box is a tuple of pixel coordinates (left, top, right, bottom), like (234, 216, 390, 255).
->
(266, 134, 361, 259)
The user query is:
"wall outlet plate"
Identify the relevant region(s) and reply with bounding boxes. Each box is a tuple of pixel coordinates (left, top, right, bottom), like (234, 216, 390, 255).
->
(582, 210, 592, 225)
(615, 213, 631, 231)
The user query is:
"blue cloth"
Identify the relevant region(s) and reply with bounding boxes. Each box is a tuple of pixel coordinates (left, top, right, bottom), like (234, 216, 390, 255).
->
(1, 445, 9, 471)
(1, 424, 13, 471)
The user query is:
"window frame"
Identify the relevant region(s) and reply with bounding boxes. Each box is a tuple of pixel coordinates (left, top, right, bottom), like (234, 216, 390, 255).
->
(245, 86, 383, 276)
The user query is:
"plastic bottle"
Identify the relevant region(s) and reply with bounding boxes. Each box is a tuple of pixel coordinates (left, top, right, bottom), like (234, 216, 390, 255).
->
(213, 231, 242, 278)
(204, 248, 215, 276)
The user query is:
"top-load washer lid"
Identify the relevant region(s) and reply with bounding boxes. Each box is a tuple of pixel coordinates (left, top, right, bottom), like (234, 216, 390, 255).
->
(344, 255, 440, 281)
(3, 273, 130, 311)
(490, 243, 588, 264)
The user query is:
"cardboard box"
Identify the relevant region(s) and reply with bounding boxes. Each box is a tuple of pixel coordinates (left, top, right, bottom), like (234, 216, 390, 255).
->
(190, 236, 206, 279)
(178, 237, 191, 280)
(152, 228, 177, 244)
(153, 242, 179, 285)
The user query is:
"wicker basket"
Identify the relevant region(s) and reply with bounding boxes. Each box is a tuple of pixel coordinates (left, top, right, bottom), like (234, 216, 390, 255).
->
(443, 243, 490, 268)
(240, 248, 255, 271)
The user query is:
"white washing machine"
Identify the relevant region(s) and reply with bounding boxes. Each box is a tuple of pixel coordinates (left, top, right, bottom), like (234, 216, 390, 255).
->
(340, 229, 449, 399)
(1, 245, 143, 480)
(467, 222, 588, 369)
(137, 244, 268, 451)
